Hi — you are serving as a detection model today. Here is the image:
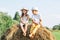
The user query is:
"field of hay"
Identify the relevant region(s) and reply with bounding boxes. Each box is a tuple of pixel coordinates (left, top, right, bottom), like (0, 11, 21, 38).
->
(52, 30, 60, 40)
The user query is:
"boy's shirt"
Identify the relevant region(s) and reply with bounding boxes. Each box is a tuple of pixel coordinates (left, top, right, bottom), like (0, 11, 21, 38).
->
(32, 14, 40, 24)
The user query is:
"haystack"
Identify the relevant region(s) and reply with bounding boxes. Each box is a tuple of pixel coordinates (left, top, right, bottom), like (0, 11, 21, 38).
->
(1, 24, 55, 40)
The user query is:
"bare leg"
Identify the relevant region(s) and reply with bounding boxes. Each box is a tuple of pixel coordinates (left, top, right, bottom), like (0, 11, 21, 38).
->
(24, 24, 28, 36)
(20, 25, 25, 32)
(20, 23, 25, 36)
(25, 24, 28, 32)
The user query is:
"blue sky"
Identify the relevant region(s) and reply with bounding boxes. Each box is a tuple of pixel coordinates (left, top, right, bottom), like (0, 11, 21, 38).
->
(0, 0, 60, 28)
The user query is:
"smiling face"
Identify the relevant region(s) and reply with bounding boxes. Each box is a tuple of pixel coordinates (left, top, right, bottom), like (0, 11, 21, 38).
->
(32, 10, 38, 15)
(22, 9, 28, 14)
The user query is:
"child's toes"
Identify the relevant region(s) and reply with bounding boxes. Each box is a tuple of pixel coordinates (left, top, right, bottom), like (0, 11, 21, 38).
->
(23, 33, 26, 36)
(29, 34, 34, 38)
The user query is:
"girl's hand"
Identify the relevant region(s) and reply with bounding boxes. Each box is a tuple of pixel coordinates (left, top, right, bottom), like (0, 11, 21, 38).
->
(22, 21, 26, 24)
(21, 20, 25, 24)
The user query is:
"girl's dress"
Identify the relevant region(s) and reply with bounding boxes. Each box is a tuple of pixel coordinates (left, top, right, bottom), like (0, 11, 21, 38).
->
(20, 15, 29, 27)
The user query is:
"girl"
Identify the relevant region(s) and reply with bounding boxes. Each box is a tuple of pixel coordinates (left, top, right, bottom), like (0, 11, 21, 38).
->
(20, 8, 29, 36)
(29, 7, 42, 38)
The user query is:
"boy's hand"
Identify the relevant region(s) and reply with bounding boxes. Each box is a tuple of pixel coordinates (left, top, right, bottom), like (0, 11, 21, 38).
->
(33, 20, 38, 25)
(40, 21, 43, 27)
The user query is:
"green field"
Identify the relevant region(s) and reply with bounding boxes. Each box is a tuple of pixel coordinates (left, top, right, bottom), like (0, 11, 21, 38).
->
(52, 30, 60, 40)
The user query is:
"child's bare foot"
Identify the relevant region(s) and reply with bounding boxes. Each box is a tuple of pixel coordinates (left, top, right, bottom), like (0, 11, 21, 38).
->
(29, 34, 34, 38)
(23, 33, 26, 36)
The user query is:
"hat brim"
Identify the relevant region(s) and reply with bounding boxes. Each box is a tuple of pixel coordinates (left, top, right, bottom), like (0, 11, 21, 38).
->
(21, 9, 28, 11)
(32, 10, 38, 11)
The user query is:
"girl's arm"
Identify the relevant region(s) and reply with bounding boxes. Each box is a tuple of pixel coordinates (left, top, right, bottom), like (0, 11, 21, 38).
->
(26, 15, 30, 23)
(20, 17, 25, 24)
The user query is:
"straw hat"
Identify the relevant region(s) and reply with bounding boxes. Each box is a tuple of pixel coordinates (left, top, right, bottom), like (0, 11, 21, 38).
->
(32, 7, 38, 11)
(21, 8, 28, 11)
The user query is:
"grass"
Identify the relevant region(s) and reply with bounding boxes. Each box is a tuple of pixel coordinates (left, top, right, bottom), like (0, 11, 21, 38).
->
(52, 30, 60, 40)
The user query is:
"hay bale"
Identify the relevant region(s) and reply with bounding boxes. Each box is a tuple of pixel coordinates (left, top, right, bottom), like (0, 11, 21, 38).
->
(1, 24, 55, 40)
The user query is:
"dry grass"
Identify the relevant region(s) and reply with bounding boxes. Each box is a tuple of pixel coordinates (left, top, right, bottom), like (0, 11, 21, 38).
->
(1, 24, 55, 40)
(6, 24, 19, 40)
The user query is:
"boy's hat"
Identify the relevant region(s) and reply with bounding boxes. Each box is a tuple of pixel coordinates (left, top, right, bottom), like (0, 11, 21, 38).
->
(32, 7, 38, 11)
(21, 8, 28, 11)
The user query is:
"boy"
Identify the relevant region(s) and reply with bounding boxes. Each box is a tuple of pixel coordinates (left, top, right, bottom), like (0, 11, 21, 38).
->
(29, 7, 42, 38)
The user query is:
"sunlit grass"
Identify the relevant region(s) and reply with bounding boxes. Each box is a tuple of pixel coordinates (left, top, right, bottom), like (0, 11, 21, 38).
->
(52, 30, 60, 40)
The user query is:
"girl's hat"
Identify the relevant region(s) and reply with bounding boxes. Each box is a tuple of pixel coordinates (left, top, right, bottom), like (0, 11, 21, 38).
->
(32, 7, 38, 11)
(21, 8, 28, 11)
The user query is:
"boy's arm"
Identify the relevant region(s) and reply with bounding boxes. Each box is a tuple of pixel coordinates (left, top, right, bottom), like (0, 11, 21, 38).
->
(32, 19, 35, 23)
(27, 15, 30, 20)
(31, 18, 35, 23)
(31, 15, 38, 24)
(40, 17, 42, 26)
